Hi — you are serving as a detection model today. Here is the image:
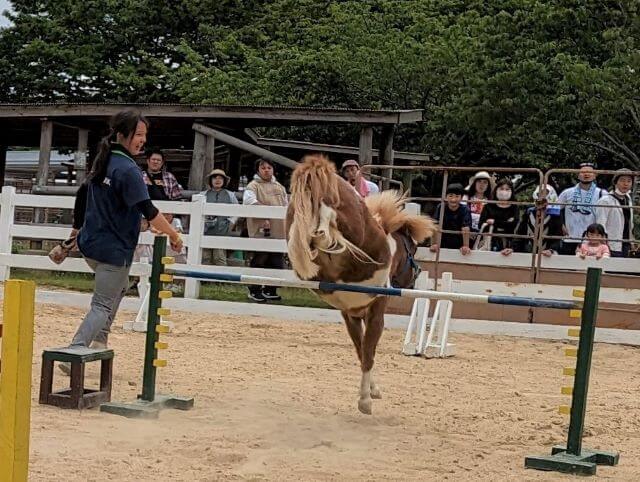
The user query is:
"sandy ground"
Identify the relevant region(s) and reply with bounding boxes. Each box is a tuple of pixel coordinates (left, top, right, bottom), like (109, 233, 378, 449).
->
(2, 300, 640, 481)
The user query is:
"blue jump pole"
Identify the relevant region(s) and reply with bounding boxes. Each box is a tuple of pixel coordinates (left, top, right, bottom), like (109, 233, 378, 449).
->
(165, 269, 580, 311)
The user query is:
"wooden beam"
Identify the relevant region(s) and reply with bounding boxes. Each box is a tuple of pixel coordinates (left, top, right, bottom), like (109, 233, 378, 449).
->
(36, 120, 53, 187)
(0, 104, 425, 125)
(256, 137, 432, 162)
(359, 127, 373, 166)
(379, 125, 395, 189)
(188, 132, 207, 190)
(75, 128, 89, 184)
(192, 123, 298, 169)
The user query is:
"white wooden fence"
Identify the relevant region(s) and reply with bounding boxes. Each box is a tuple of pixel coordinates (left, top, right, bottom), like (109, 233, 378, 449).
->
(1, 185, 639, 309)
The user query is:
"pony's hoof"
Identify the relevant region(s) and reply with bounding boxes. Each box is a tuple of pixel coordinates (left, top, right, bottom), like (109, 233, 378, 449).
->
(370, 387, 382, 399)
(358, 398, 372, 415)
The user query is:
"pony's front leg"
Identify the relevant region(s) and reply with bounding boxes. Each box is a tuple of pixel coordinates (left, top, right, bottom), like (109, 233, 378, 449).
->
(358, 297, 386, 414)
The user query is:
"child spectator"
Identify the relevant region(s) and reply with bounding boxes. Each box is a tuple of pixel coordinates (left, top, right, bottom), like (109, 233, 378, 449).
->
(478, 178, 519, 256)
(429, 183, 472, 255)
(576, 223, 610, 259)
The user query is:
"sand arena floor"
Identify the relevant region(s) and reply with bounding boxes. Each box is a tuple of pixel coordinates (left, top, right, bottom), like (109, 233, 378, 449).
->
(3, 301, 640, 481)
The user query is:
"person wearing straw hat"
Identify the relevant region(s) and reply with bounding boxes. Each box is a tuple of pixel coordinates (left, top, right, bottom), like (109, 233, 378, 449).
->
(202, 168, 239, 266)
(462, 170, 494, 231)
(596, 168, 635, 257)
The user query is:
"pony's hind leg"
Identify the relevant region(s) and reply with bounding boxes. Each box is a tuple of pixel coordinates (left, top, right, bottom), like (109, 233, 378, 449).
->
(358, 297, 386, 414)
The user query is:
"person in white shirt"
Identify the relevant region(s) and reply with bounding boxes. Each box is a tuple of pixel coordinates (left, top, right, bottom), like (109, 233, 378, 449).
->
(596, 168, 635, 257)
(557, 162, 605, 255)
(341, 159, 380, 197)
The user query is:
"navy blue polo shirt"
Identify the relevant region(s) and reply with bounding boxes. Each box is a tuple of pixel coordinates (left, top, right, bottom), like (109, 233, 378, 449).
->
(78, 149, 150, 266)
(434, 203, 472, 249)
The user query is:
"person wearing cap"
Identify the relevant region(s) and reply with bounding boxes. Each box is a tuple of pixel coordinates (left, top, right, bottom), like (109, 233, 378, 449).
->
(341, 159, 380, 197)
(513, 185, 563, 256)
(141, 148, 183, 201)
(462, 171, 493, 231)
(557, 162, 605, 255)
(243, 158, 288, 302)
(595, 168, 635, 257)
(202, 168, 239, 266)
(429, 183, 472, 255)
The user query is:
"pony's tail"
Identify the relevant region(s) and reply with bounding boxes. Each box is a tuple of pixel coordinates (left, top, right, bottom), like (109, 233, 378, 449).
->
(287, 154, 340, 279)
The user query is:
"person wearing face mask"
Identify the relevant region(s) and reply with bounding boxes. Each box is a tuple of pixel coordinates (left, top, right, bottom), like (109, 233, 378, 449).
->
(59, 110, 183, 373)
(243, 158, 289, 302)
(596, 168, 636, 257)
(478, 179, 519, 256)
(557, 162, 605, 255)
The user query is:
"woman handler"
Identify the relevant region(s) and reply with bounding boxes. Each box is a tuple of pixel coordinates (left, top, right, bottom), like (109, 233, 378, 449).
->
(63, 110, 182, 367)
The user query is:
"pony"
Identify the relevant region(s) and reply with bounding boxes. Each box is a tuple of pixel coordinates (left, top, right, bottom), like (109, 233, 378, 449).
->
(286, 154, 435, 414)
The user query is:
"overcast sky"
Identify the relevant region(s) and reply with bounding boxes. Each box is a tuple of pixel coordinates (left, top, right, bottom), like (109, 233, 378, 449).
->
(0, 0, 12, 27)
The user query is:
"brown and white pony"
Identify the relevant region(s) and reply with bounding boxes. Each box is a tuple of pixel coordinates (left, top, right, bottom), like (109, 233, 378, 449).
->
(286, 154, 435, 414)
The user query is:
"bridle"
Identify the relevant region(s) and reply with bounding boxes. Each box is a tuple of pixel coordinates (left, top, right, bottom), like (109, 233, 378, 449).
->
(391, 231, 421, 288)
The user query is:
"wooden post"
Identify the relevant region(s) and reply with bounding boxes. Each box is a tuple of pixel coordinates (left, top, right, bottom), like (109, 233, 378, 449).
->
(34, 119, 53, 228)
(36, 120, 53, 188)
(358, 127, 373, 166)
(204, 135, 215, 178)
(0, 280, 35, 482)
(0, 145, 6, 188)
(188, 132, 207, 190)
(75, 128, 89, 185)
(379, 125, 395, 190)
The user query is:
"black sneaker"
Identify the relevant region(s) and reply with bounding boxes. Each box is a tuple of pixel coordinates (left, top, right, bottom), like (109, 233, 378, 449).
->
(248, 292, 267, 303)
(261, 291, 282, 301)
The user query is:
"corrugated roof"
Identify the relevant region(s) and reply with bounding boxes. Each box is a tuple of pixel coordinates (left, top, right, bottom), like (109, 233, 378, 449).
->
(0, 101, 420, 115)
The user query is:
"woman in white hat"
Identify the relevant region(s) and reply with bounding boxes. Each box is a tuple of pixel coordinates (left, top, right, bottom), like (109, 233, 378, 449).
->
(202, 168, 239, 265)
(463, 171, 493, 231)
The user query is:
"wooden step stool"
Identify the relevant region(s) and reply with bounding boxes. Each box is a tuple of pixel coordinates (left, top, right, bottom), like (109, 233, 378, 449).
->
(39, 347, 114, 409)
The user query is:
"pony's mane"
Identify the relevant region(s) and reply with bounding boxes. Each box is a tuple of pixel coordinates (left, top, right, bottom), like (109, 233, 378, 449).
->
(364, 190, 435, 243)
(288, 154, 341, 279)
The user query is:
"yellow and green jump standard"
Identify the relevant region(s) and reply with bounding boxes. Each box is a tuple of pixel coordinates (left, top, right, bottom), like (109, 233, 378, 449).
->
(524, 268, 619, 475)
(100, 236, 194, 419)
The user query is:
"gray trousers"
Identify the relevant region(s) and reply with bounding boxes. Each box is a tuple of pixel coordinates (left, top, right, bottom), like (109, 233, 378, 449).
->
(70, 258, 131, 347)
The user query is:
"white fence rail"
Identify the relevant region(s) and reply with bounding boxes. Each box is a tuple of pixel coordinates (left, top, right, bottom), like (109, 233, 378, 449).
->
(1, 185, 639, 308)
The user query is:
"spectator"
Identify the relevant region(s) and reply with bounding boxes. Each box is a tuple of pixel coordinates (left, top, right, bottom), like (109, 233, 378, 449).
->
(202, 168, 238, 266)
(576, 223, 610, 259)
(557, 162, 605, 255)
(596, 168, 635, 257)
(141, 149, 183, 201)
(514, 185, 564, 256)
(341, 159, 380, 197)
(429, 183, 471, 255)
(134, 149, 184, 263)
(463, 171, 493, 231)
(243, 159, 288, 302)
(478, 178, 519, 256)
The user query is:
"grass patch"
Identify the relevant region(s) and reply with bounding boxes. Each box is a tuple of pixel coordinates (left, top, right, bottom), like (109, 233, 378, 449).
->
(199, 282, 329, 308)
(9, 269, 329, 309)
(11, 268, 95, 292)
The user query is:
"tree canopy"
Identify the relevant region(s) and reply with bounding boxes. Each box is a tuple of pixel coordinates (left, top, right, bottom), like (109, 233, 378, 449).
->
(1, 0, 638, 169)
